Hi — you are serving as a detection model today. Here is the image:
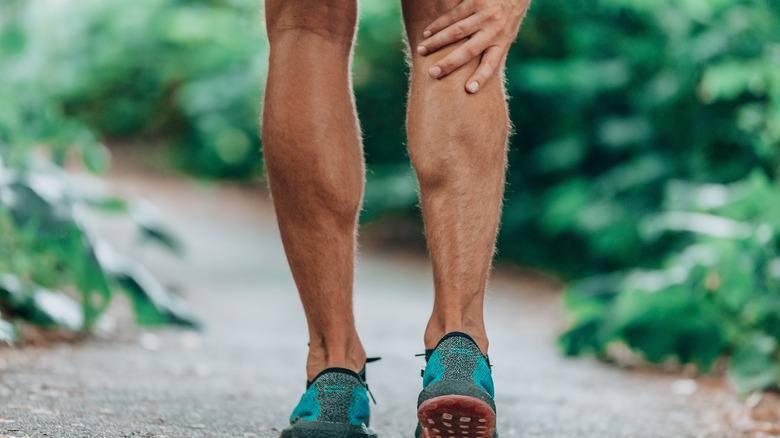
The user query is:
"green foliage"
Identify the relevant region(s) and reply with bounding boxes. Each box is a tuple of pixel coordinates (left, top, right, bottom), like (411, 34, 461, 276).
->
(501, 0, 779, 275)
(0, 159, 200, 341)
(541, 0, 780, 395)
(5, 0, 268, 178)
(352, 2, 419, 221)
(0, 0, 199, 341)
(561, 172, 780, 394)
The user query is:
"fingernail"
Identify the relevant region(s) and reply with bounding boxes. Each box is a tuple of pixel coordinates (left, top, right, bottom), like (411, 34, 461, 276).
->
(417, 45, 427, 55)
(423, 30, 432, 38)
(468, 81, 479, 93)
(429, 66, 441, 78)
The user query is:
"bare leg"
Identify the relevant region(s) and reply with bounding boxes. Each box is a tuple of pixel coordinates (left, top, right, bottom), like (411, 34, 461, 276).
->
(262, 0, 366, 380)
(402, 0, 510, 354)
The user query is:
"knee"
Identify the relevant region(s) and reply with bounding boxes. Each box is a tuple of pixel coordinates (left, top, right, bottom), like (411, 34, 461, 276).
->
(265, 1, 357, 47)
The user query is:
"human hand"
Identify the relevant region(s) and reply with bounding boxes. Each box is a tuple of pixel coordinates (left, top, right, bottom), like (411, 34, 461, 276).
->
(416, 0, 531, 93)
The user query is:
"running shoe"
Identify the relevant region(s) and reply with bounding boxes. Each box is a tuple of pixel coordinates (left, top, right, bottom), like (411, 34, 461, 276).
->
(415, 332, 497, 438)
(282, 367, 378, 438)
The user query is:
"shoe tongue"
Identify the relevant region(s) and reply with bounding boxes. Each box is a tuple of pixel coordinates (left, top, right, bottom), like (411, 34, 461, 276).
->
(418, 332, 480, 362)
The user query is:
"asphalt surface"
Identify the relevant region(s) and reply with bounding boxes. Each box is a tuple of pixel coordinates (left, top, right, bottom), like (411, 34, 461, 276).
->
(0, 160, 759, 437)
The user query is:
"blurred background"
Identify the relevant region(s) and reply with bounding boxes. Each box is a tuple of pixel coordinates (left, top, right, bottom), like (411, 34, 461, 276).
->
(1, 0, 780, 405)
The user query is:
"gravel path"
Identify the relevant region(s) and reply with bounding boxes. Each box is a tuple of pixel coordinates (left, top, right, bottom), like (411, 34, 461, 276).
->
(0, 159, 757, 437)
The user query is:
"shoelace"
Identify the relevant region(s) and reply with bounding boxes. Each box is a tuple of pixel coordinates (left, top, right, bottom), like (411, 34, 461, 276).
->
(362, 356, 381, 404)
(415, 352, 431, 377)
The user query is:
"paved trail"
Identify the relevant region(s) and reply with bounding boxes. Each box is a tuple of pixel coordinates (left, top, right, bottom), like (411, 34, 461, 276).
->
(0, 161, 756, 437)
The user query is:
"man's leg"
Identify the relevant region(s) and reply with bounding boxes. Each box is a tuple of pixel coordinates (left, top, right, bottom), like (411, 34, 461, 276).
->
(401, 0, 510, 355)
(262, 0, 366, 381)
(402, 4, 509, 437)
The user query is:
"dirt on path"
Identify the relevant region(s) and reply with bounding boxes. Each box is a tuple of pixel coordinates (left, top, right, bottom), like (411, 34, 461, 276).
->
(0, 155, 763, 437)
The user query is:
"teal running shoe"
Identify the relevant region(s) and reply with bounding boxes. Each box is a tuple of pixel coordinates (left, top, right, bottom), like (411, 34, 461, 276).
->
(281, 367, 378, 438)
(415, 332, 497, 438)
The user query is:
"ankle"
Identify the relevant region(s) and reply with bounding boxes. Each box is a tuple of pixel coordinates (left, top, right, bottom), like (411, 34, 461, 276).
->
(306, 332, 366, 381)
(424, 314, 489, 355)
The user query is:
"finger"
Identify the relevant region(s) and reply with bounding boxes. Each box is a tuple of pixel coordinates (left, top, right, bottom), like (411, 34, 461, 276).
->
(417, 14, 482, 56)
(465, 45, 504, 93)
(423, 1, 473, 39)
(428, 33, 491, 79)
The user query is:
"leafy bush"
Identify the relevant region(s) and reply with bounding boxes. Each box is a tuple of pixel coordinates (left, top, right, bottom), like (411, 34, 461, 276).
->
(545, 0, 780, 394)
(561, 172, 780, 394)
(5, 0, 268, 179)
(500, 0, 779, 276)
(551, 0, 780, 395)
(0, 0, 199, 342)
(0, 161, 200, 341)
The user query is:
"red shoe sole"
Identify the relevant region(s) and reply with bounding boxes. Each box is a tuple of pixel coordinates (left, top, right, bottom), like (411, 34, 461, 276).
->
(417, 395, 496, 438)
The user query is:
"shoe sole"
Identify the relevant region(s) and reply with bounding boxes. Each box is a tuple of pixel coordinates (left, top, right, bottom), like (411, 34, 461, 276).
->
(280, 420, 377, 438)
(417, 394, 496, 438)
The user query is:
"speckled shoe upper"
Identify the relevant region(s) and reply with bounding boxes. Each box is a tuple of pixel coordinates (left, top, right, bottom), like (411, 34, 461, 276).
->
(415, 332, 497, 438)
(282, 367, 377, 438)
(421, 333, 494, 399)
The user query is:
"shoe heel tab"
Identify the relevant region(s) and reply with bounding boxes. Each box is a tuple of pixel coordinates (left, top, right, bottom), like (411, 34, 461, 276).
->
(433, 332, 491, 364)
(309, 367, 363, 386)
(434, 331, 479, 350)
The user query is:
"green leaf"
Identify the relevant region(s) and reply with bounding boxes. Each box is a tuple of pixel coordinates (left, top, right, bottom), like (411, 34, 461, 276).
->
(0, 316, 16, 343)
(86, 195, 128, 212)
(559, 319, 605, 357)
(604, 281, 728, 371)
(30, 288, 84, 329)
(112, 264, 200, 328)
(83, 142, 111, 174)
(129, 201, 184, 255)
(0, 21, 26, 55)
(4, 181, 72, 237)
(641, 212, 752, 241)
(700, 61, 768, 103)
(0, 273, 83, 329)
(57, 228, 112, 329)
(97, 246, 199, 328)
(728, 335, 780, 395)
